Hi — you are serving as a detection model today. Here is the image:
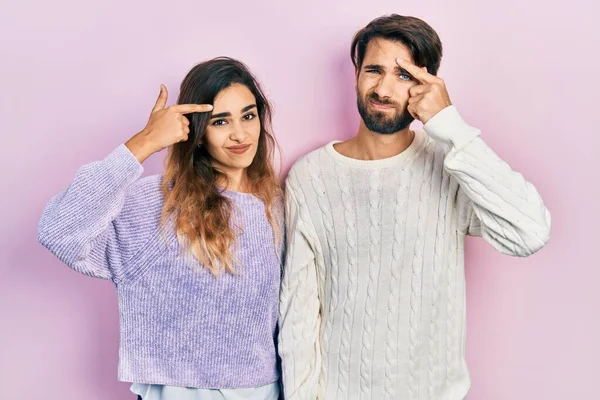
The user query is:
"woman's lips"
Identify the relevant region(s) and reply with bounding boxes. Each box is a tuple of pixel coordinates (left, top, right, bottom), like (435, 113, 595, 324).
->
(226, 144, 251, 155)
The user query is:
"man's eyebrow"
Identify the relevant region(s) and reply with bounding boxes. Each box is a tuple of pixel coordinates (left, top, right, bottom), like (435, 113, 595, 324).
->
(394, 65, 412, 75)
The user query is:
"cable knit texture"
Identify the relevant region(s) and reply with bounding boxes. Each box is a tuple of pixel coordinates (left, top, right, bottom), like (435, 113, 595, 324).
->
(278, 106, 551, 400)
(38, 145, 282, 388)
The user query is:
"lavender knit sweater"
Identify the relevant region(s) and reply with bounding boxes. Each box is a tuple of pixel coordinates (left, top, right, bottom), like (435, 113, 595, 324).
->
(38, 144, 282, 388)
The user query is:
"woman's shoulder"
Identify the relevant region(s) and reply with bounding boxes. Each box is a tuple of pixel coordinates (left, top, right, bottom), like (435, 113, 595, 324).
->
(123, 174, 166, 210)
(131, 173, 164, 192)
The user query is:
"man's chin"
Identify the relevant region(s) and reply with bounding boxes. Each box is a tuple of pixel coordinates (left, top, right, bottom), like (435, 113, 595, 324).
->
(363, 114, 414, 135)
(365, 109, 393, 121)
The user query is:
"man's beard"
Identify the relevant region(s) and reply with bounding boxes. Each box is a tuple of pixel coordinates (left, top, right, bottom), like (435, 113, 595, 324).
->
(357, 92, 414, 135)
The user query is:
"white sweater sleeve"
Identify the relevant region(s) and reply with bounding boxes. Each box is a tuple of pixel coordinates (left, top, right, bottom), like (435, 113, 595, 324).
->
(278, 176, 322, 399)
(424, 106, 551, 256)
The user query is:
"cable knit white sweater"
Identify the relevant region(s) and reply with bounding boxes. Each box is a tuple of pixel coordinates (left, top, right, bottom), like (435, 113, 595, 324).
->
(278, 106, 551, 400)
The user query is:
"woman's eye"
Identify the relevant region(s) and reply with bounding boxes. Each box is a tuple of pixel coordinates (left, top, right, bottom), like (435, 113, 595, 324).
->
(243, 113, 256, 120)
(212, 119, 227, 126)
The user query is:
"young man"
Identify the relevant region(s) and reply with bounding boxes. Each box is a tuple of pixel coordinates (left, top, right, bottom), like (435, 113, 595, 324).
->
(278, 14, 551, 400)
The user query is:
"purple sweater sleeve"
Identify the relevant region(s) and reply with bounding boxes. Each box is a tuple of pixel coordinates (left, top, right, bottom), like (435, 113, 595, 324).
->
(38, 144, 158, 283)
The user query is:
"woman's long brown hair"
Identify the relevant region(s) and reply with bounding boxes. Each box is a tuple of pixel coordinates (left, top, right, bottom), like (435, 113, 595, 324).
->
(161, 57, 282, 276)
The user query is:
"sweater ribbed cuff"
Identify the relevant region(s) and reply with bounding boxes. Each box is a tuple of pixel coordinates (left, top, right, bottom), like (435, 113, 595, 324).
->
(103, 144, 144, 189)
(423, 106, 481, 151)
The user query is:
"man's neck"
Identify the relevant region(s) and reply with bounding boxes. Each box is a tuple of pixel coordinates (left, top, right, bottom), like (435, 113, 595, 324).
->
(334, 122, 415, 160)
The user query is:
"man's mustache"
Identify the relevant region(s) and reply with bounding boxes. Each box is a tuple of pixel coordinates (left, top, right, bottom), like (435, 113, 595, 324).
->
(368, 94, 399, 107)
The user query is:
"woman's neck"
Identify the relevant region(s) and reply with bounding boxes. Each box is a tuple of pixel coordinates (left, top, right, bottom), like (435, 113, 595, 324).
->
(216, 170, 249, 193)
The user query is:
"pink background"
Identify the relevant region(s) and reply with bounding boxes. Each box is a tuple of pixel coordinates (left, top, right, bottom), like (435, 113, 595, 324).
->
(1, 0, 597, 399)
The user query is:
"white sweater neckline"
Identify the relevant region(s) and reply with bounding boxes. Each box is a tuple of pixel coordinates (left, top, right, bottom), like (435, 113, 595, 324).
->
(323, 129, 427, 169)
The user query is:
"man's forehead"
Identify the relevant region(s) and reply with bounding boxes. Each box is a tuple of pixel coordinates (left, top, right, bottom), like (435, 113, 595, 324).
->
(363, 38, 415, 65)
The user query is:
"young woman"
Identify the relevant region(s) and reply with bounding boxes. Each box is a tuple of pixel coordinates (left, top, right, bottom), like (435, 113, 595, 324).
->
(38, 57, 283, 400)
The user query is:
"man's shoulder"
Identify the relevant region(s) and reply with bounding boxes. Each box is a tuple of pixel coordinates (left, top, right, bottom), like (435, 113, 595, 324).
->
(285, 143, 331, 186)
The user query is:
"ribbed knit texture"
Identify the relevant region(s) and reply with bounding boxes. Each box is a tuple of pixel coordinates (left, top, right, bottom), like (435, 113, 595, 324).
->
(38, 145, 282, 388)
(278, 106, 551, 400)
